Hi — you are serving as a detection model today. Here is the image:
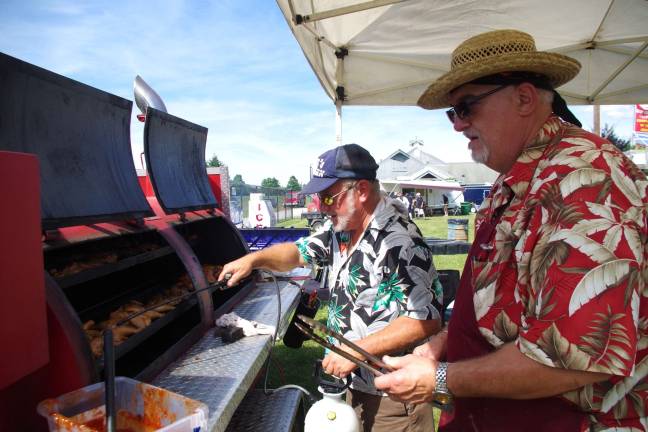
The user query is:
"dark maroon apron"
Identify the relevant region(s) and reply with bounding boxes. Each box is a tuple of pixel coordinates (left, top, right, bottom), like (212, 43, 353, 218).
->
(440, 211, 588, 432)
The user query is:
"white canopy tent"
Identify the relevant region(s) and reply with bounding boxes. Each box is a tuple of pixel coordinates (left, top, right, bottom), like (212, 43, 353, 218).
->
(276, 0, 648, 143)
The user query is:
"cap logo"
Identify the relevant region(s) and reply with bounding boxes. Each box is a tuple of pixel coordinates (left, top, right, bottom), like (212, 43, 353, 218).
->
(313, 157, 326, 177)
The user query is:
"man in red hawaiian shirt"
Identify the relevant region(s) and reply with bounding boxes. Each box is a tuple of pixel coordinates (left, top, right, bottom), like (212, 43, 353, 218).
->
(375, 29, 648, 431)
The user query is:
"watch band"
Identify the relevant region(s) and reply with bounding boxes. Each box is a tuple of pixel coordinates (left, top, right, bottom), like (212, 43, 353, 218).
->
(433, 361, 453, 407)
(436, 362, 449, 393)
(434, 362, 448, 392)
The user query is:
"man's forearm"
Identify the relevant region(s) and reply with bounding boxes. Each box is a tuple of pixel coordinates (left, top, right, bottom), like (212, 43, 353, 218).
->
(353, 316, 441, 359)
(449, 342, 610, 399)
(249, 242, 304, 272)
(413, 327, 448, 360)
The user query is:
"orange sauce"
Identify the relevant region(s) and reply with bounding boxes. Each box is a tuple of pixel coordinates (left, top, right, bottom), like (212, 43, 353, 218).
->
(48, 383, 200, 431)
(58, 409, 160, 432)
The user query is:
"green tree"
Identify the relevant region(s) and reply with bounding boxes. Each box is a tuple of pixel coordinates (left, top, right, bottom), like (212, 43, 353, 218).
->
(261, 177, 280, 188)
(206, 154, 222, 167)
(601, 124, 631, 152)
(231, 174, 247, 196)
(286, 175, 301, 191)
(232, 174, 244, 185)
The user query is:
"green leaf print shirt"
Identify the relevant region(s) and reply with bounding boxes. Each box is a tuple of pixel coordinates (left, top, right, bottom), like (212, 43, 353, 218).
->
(295, 197, 441, 394)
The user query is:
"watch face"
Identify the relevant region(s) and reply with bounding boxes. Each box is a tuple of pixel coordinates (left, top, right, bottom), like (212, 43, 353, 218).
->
(433, 391, 453, 405)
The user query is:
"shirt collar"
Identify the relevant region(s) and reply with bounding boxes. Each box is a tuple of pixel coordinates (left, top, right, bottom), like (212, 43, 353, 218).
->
(500, 114, 564, 200)
(370, 196, 410, 230)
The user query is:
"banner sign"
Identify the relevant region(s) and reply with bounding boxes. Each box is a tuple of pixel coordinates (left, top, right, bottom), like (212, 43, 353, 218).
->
(636, 105, 648, 133)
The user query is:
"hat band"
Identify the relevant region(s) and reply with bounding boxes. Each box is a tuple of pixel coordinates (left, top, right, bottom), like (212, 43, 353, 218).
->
(470, 72, 553, 90)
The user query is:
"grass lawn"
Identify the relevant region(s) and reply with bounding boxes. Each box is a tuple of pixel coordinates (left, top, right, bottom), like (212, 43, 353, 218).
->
(276, 217, 309, 228)
(261, 214, 475, 400)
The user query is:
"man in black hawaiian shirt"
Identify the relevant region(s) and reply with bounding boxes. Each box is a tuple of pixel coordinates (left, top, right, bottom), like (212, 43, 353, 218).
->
(220, 143, 441, 432)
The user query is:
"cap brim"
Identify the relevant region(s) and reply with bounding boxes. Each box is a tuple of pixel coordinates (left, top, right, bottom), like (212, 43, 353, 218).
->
(300, 177, 338, 195)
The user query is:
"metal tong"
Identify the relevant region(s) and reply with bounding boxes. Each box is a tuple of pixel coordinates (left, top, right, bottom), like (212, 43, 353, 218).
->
(294, 315, 393, 377)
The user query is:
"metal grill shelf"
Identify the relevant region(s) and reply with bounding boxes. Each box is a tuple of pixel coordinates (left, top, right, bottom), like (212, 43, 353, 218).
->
(53, 246, 175, 289)
(152, 280, 302, 432)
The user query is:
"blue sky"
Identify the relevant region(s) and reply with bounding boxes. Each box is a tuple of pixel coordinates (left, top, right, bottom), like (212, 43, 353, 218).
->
(0, 1, 636, 185)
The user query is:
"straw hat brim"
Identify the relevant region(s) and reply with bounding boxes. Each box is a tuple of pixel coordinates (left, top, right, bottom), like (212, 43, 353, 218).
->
(417, 51, 580, 110)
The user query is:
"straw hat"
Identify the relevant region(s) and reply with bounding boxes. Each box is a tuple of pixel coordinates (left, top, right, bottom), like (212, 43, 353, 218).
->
(418, 30, 581, 110)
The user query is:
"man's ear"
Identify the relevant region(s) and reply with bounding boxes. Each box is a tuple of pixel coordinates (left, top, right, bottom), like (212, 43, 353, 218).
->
(515, 82, 538, 117)
(356, 180, 372, 203)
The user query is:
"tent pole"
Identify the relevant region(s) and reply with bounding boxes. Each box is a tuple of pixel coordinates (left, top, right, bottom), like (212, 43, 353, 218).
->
(593, 104, 601, 136)
(335, 51, 345, 146)
(335, 100, 343, 145)
(295, 0, 406, 24)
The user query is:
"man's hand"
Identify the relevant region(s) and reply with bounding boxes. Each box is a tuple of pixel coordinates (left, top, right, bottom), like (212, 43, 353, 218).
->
(413, 330, 447, 360)
(219, 255, 254, 287)
(322, 347, 360, 378)
(374, 354, 438, 405)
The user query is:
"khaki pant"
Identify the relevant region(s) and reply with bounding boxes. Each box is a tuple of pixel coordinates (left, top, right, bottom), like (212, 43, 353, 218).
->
(347, 389, 434, 432)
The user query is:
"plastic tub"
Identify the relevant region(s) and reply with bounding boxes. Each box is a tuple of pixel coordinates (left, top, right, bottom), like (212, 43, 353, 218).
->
(37, 377, 208, 431)
(447, 219, 469, 241)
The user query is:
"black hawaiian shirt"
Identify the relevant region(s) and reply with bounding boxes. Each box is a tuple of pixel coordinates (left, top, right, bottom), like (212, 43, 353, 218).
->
(296, 197, 441, 394)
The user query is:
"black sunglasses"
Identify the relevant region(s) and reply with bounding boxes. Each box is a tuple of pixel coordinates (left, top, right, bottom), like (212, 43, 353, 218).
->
(446, 85, 509, 123)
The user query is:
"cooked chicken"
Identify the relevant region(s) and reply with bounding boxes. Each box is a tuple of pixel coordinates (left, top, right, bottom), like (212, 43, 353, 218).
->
(129, 315, 151, 329)
(90, 337, 103, 358)
(151, 304, 175, 313)
(203, 264, 224, 285)
(81, 263, 226, 358)
(82, 320, 96, 331)
(50, 253, 118, 278)
(112, 325, 139, 344)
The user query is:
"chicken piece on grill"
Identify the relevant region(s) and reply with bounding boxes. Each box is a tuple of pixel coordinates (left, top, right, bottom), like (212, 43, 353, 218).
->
(100, 310, 135, 327)
(90, 337, 103, 358)
(132, 306, 168, 329)
(115, 301, 159, 330)
(203, 264, 224, 285)
(83, 297, 174, 357)
(112, 325, 140, 344)
(147, 293, 166, 305)
(122, 302, 145, 315)
(105, 310, 133, 325)
(174, 274, 194, 292)
(151, 304, 175, 313)
(50, 252, 119, 278)
(85, 329, 102, 339)
(129, 315, 151, 330)
(167, 285, 190, 301)
(82, 320, 102, 345)
(88, 324, 139, 358)
(144, 309, 164, 319)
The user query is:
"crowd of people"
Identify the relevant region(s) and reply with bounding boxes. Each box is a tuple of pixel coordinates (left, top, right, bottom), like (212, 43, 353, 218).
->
(220, 29, 648, 432)
(394, 192, 427, 219)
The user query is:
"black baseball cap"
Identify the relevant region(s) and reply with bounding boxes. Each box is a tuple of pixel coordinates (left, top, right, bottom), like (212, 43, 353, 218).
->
(301, 143, 378, 195)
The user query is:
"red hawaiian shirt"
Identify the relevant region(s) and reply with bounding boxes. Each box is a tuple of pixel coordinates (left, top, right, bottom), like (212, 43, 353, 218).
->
(473, 115, 648, 430)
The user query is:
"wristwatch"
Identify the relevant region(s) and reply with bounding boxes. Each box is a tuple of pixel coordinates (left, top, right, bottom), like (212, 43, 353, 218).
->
(433, 362, 453, 407)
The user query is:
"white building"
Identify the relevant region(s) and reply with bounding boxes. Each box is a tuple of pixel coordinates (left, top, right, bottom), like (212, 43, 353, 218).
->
(377, 141, 498, 213)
